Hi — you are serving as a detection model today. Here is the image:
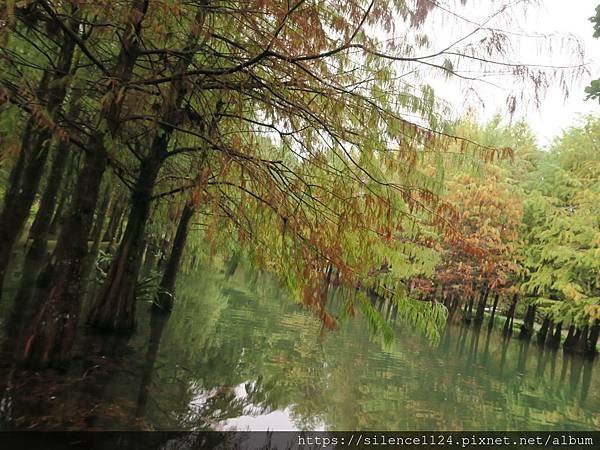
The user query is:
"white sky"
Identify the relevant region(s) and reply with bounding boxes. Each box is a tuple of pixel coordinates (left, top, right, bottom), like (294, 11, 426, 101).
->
(520, 1, 599, 146)
(419, 0, 600, 147)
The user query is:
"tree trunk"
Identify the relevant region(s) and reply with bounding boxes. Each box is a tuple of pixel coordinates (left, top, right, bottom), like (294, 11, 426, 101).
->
(49, 182, 70, 236)
(1, 74, 48, 214)
(154, 203, 194, 312)
(574, 326, 590, 355)
(587, 323, 599, 357)
(439, 284, 446, 305)
(563, 325, 579, 351)
(142, 238, 160, 273)
(474, 284, 489, 324)
(446, 295, 458, 320)
(28, 90, 82, 247)
(0, 132, 50, 291)
(87, 156, 163, 331)
(442, 293, 450, 309)
(0, 141, 51, 292)
(503, 294, 518, 336)
(25, 140, 73, 263)
(547, 322, 562, 349)
(18, 0, 150, 367)
(157, 230, 175, 270)
(108, 205, 127, 253)
(88, 3, 210, 330)
(103, 200, 124, 242)
(82, 186, 112, 279)
(20, 137, 78, 293)
(488, 292, 500, 329)
(18, 145, 108, 368)
(225, 252, 240, 278)
(0, 22, 77, 296)
(2, 125, 29, 208)
(464, 296, 474, 324)
(536, 316, 551, 346)
(519, 303, 536, 340)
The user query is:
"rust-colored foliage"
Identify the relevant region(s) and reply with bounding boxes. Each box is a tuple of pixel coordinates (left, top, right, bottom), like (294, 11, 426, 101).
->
(433, 167, 523, 302)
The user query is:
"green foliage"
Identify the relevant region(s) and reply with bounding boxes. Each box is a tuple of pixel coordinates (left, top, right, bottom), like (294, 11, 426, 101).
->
(591, 4, 600, 38)
(0, 0, 595, 356)
(519, 116, 600, 326)
(411, 114, 598, 330)
(585, 80, 600, 103)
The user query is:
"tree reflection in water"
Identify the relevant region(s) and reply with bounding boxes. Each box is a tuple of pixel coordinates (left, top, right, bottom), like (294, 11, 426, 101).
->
(0, 266, 598, 431)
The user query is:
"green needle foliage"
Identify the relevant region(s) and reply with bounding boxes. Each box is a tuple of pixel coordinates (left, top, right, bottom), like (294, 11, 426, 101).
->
(0, 0, 594, 368)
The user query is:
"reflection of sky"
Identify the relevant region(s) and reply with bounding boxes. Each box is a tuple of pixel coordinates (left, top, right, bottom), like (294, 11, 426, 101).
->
(187, 381, 326, 431)
(221, 408, 304, 431)
(221, 383, 325, 431)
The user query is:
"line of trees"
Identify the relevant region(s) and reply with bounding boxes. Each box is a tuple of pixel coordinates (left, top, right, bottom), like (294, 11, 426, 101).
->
(402, 116, 599, 357)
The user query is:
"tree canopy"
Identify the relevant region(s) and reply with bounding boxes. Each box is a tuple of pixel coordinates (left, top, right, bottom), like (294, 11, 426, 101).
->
(0, 0, 596, 370)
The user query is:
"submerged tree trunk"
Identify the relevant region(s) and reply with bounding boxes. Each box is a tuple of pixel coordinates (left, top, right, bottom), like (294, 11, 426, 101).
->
(474, 284, 490, 324)
(88, 156, 163, 331)
(488, 292, 500, 329)
(547, 322, 562, 349)
(587, 323, 599, 357)
(18, 0, 150, 367)
(563, 325, 580, 351)
(519, 303, 536, 340)
(88, 5, 210, 331)
(536, 316, 552, 346)
(503, 294, 518, 336)
(18, 146, 108, 368)
(154, 203, 195, 313)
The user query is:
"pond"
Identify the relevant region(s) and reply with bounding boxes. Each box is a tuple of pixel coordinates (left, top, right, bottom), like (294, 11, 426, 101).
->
(0, 266, 598, 431)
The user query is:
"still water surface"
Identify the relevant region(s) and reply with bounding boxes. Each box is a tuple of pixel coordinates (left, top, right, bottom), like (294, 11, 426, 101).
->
(0, 267, 598, 430)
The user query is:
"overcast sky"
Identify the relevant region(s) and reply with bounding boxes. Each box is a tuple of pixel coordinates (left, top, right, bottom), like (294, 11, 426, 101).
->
(502, 0, 598, 146)
(523, 1, 599, 145)
(421, 0, 600, 146)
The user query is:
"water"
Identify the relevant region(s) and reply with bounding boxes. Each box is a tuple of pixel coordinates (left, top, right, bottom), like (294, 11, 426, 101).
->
(0, 267, 598, 430)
